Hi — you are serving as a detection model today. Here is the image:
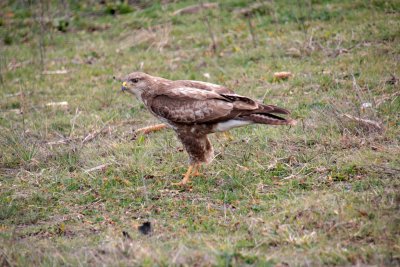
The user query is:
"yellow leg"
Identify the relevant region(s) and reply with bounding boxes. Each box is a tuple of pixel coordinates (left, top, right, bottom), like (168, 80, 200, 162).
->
(136, 123, 167, 134)
(172, 165, 193, 186)
(192, 164, 202, 177)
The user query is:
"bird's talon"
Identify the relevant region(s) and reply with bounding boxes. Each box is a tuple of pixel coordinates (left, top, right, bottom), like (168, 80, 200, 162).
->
(172, 180, 191, 186)
(192, 171, 202, 177)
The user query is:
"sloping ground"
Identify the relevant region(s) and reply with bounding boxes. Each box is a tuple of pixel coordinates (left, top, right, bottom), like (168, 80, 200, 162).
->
(0, 1, 399, 266)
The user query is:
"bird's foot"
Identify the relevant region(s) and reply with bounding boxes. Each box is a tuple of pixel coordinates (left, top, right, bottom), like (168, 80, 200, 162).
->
(135, 123, 167, 135)
(192, 169, 202, 177)
(171, 180, 191, 186)
(172, 175, 192, 186)
(191, 163, 203, 177)
(172, 165, 193, 186)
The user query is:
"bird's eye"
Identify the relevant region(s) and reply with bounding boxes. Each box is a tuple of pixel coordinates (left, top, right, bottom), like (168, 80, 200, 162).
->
(130, 78, 139, 83)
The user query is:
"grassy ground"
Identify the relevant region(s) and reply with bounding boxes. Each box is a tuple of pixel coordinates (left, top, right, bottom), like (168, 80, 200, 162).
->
(1, 0, 399, 266)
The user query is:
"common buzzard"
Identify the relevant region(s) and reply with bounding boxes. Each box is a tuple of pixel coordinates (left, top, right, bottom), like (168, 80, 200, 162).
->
(121, 72, 296, 185)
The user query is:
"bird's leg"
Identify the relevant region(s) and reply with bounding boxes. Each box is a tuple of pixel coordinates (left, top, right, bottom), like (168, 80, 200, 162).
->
(192, 163, 202, 177)
(135, 123, 167, 135)
(172, 165, 193, 186)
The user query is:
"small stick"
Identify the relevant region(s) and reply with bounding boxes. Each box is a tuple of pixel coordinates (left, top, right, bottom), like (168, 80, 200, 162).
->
(84, 164, 109, 173)
(81, 117, 115, 145)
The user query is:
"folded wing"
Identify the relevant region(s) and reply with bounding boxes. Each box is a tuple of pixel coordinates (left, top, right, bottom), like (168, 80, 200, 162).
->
(150, 87, 292, 125)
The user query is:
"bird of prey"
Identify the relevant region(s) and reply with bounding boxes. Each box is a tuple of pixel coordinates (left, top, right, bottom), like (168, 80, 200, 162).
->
(121, 72, 296, 185)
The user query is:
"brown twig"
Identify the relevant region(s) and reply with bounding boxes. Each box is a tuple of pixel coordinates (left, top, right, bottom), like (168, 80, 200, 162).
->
(84, 164, 110, 173)
(81, 115, 119, 146)
(46, 137, 78, 146)
(81, 123, 111, 145)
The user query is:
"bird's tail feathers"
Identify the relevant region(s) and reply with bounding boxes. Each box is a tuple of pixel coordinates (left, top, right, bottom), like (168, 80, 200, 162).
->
(260, 104, 291, 115)
(241, 113, 297, 126)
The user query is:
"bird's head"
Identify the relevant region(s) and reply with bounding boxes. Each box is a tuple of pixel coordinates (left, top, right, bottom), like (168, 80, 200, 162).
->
(121, 72, 152, 98)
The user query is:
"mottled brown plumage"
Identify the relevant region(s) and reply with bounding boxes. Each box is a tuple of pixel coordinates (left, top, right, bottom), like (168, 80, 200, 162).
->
(121, 72, 296, 185)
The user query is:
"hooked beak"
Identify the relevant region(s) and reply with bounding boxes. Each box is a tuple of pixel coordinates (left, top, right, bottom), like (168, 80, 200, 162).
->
(121, 81, 128, 92)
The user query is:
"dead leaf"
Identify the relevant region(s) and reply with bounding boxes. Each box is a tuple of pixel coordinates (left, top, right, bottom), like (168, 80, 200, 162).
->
(273, 71, 292, 80)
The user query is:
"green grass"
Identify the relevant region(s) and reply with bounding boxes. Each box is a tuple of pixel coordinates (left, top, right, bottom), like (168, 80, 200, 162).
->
(1, 0, 399, 266)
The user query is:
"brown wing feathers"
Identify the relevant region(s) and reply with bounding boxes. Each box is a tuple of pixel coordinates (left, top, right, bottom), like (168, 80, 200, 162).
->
(150, 87, 294, 126)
